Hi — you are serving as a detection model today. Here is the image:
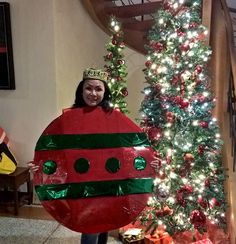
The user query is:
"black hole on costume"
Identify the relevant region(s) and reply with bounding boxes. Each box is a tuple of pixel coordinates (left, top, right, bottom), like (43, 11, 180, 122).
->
(105, 157, 120, 173)
(74, 158, 90, 174)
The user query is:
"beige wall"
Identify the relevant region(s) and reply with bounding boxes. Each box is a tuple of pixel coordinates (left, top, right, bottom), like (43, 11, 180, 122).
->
(0, 0, 145, 165)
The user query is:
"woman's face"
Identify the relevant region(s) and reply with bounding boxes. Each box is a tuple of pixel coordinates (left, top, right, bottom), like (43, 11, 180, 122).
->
(82, 79, 105, 107)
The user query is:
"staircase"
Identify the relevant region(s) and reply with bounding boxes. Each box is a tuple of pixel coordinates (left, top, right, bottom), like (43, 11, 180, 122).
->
(81, 0, 163, 54)
(229, 7, 236, 48)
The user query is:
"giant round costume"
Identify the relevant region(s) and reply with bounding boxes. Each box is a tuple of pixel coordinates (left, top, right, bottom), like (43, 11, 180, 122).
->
(34, 107, 155, 233)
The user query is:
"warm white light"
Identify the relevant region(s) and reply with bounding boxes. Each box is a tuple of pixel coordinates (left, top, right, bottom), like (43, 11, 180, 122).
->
(193, 120, 198, 126)
(164, 130, 171, 137)
(212, 117, 217, 122)
(154, 178, 161, 184)
(167, 197, 175, 204)
(170, 172, 177, 179)
(159, 18, 164, 24)
(188, 51, 194, 57)
(195, 179, 201, 184)
(114, 25, 120, 32)
(209, 162, 214, 168)
(151, 63, 157, 69)
(144, 89, 151, 95)
(111, 20, 116, 27)
(147, 196, 155, 205)
(182, 178, 188, 184)
(173, 3, 179, 9)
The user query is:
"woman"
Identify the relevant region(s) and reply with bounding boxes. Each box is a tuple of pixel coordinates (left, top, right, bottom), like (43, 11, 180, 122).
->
(28, 68, 113, 244)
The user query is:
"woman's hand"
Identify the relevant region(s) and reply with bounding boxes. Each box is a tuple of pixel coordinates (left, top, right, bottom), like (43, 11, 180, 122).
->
(27, 161, 39, 173)
(150, 156, 162, 171)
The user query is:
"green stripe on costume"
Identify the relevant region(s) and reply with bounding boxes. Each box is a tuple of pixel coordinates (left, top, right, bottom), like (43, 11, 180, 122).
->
(35, 178, 154, 201)
(35, 133, 150, 151)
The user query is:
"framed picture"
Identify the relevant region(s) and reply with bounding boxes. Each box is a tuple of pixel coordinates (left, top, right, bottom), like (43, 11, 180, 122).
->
(0, 2, 15, 90)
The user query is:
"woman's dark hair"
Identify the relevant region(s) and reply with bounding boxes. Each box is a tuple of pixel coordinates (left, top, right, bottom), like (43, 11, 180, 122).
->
(72, 79, 112, 111)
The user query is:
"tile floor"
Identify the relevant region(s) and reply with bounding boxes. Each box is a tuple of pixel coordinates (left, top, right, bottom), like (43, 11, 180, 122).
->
(0, 205, 122, 244)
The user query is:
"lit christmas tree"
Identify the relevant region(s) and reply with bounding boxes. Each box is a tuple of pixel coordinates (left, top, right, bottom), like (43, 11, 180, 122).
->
(138, 0, 227, 238)
(104, 16, 129, 114)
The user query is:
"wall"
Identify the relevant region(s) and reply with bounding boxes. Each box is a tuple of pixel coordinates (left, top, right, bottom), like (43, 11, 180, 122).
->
(0, 0, 57, 164)
(0, 0, 145, 166)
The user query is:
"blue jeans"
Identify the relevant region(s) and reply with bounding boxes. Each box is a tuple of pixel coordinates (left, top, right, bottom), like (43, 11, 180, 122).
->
(81, 232, 108, 244)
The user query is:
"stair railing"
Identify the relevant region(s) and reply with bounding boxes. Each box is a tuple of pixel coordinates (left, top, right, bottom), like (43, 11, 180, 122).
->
(220, 0, 236, 171)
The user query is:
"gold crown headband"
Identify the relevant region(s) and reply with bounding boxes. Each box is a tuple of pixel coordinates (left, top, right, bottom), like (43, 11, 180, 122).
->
(83, 68, 108, 82)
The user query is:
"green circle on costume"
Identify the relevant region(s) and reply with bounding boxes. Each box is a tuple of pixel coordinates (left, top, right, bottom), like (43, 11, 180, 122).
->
(43, 160, 57, 175)
(74, 158, 90, 174)
(105, 158, 120, 173)
(134, 156, 146, 170)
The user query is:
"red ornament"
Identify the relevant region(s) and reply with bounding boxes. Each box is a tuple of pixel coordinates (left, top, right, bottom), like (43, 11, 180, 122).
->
(165, 111, 175, 123)
(195, 79, 202, 86)
(184, 153, 194, 162)
(114, 33, 120, 39)
(177, 29, 185, 36)
(200, 121, 208, 128)
(189, 22, 198, 28)
(174, 96, 182, 105)
(163, 2, 170, 10)
(180, 99, 189, 109)
(197, 94, 205, 102)
(210, 197, 220, 207)
(33, 107, 155, 233)
(150, 41, 164, 52)
(157, 171, 166, 180)
(182, 185, 193, 193)
(176, 185, 193, 207)
(156, 206, 173, 217)
(179, 165, 190, 177)
(105, 53, 113, 60)
(204, 178, 210, 187)
(171, 75, 180, 86)
(117, 59, 124, 65)
(145, 60, 152, 68)
(119, 41, 125, 48)
(198, 32, 206, 41)
(198, 145, 205, 155)
(180, 43, 190, 52)
(190, 210, 207, 229)
(112, 39, 117, 45)
(154, 84, 162, 92)
(195, 65, 203, 74)
(147, 127, 162, 142)
(197, 196, 209, 209)
(174, 54, 180, 62)
(121, 87, 128, 97)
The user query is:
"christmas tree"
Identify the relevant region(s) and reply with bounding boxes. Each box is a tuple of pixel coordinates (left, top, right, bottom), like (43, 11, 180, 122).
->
(104, 16, 129, 114)
(138, 0, 227, 237)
